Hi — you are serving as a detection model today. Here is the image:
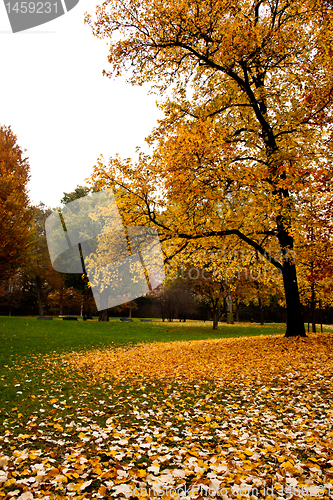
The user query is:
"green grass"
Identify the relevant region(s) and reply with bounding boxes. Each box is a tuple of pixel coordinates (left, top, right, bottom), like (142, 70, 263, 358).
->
(0, 316, 287, 362)
(0, 317, 287, 423)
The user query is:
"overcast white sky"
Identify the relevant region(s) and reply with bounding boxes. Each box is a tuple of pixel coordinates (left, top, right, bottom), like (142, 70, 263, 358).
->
(0, 0, 163, 208)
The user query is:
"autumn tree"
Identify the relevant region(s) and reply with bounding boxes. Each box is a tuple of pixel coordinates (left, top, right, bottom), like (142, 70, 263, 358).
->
(0, 125, 32, 280)
(157, 278, 196, 321)
(61, 185, 92, 205)
(296, 170, 333, 332)
(170, 243, 284, 327)
(189, 272, 225, 330)
(86, 0, 333, 337)
(59, 185, 96, 319)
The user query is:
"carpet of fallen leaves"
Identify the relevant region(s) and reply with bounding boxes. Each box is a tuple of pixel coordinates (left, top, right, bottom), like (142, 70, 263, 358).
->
(1, 333, 333, 500)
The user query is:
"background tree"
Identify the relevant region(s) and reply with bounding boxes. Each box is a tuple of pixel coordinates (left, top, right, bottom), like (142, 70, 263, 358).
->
(59, 185, 96, 319)
(158, 279, 196, 322)
(87, 0, 333, 337)
(61, 185, 92, 205)
(0, 125, 32, 281)
(296, 171, 333, 332)
(26, 203, 53, 316)
(191, 272, 225, 330)
(111, 299, 139, 318)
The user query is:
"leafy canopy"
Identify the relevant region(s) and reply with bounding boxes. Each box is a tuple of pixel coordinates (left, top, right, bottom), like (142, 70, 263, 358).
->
(0, 125, 32, 280)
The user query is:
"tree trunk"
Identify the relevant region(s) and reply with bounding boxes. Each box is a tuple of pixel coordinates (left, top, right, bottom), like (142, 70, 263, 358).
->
(99, 309, 109, 321)
(276, 221, 306, 337)
(36, 275, 44, 317)
(85, 288, 93, 319)
(225, 294, 234, 324)
(212, 307, 219, 330)
(168, 304, 174, 321)
(282, 261, 306, 337)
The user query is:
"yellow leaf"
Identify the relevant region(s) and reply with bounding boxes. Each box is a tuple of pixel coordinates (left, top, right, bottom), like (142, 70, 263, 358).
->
(98, 485, 107, 496)
(4, 478, 16, 487)
(137, 469, 147, 478)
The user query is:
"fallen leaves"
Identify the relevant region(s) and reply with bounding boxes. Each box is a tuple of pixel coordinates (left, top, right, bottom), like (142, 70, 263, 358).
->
(0, 333, 333, 498)
(62, 332, 333, 384)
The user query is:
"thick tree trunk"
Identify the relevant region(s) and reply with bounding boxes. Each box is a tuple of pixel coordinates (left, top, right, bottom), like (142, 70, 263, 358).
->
(276, 219, 306, 337)
(99, 309, 109, 321)
(86, 288, 93, 319)
(282, 261, 306, 337)
(212, 308, 219, 330)
(225, 295, 234, 324)
(211, 301, 220, 330)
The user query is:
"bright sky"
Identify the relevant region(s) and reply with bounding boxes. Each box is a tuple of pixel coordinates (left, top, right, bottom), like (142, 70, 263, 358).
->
(0, 0, 163, 208)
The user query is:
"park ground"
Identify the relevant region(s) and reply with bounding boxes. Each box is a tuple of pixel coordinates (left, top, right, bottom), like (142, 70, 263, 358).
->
(0, 318, 333, 500)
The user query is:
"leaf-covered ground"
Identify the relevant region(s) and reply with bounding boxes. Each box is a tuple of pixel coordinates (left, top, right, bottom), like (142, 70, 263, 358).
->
(1, 333, 333, 499)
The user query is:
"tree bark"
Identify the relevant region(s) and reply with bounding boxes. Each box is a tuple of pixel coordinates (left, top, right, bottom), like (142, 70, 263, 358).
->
(212, 308, 219, 330)
(225, 294, 234, 324)
(282, 261, 306, 337)
(275, 217, 306, 337)
(99, 309, 109, 321)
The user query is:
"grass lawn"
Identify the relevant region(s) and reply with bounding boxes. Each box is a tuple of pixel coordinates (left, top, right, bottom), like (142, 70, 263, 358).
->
(0, 317, 333, 499)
